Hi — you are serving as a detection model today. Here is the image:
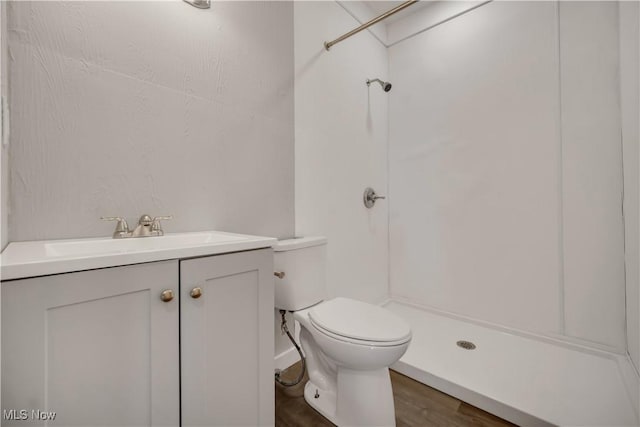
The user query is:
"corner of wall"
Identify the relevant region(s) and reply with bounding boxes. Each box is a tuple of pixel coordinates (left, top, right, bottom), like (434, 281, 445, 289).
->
(620, 0, 640, 375)
(0, 0, 6, 415)
(0, 0, 8, 251)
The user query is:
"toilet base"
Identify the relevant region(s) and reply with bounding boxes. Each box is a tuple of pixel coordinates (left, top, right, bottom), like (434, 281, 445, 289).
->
(304, 381, 338, 423)
(304, 367, 397, 427)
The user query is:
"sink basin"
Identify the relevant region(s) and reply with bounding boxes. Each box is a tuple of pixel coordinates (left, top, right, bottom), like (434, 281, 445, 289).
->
(44, 232, 247, 257)
(1, 231, 277, 280)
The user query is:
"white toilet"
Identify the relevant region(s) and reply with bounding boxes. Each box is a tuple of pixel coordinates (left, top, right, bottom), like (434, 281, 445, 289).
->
(274, 237, 411, 427)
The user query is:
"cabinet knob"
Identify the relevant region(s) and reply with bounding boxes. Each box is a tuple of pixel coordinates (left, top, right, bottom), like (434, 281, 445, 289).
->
(274, 271, 285, 279)
(160, 289, 175, 302)
(190, 287, 203, 299)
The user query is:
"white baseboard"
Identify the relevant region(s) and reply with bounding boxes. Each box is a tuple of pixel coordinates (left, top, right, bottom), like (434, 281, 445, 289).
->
(275, 346, 300, 371)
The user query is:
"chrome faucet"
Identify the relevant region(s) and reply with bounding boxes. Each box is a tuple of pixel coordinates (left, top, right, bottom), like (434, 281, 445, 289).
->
(132, 214, 153, 237)
(101, 214, 172, 239)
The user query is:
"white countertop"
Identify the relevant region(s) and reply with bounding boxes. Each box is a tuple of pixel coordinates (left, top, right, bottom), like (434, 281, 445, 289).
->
(1, 231, 277, 280)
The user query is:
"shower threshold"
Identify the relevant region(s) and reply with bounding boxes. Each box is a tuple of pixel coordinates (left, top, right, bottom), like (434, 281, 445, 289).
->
(385, 300, 639, 427)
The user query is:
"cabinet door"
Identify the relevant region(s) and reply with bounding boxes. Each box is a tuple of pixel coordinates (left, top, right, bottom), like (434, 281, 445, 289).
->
(181, 249, 274, 427)
(2, 261, 180, 427)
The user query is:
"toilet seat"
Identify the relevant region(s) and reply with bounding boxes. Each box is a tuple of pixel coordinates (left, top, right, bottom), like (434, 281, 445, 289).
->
(310, 319, 411, 347)
(309, 297, 412, 346)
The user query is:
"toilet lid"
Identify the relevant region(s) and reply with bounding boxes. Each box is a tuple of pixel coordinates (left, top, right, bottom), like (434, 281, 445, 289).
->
(309, 297, 411, 343)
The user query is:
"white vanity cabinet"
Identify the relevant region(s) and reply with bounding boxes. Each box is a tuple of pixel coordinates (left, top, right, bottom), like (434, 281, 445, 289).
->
(2, 248, 274, 427)
(2, 260, 181, 427)
(180, 249, 274, 427)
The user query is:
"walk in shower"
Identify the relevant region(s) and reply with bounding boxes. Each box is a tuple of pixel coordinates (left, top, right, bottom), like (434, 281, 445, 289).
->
(385, 2, 637, 424)
(293, 1, 639, 425)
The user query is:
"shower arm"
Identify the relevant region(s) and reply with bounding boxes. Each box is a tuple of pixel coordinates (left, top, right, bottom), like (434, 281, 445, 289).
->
(324, 0, 418, 51)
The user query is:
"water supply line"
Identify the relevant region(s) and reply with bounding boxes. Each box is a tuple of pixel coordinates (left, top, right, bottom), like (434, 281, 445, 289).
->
(274, 310, 306, 387)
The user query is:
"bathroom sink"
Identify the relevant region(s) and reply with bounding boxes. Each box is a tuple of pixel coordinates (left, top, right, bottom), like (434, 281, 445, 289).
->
(44, 231, 247, 257)
(1, 231, 277, 280)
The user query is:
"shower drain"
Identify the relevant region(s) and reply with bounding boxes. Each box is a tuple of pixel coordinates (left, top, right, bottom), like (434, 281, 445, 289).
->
(456, 340, 476, 350)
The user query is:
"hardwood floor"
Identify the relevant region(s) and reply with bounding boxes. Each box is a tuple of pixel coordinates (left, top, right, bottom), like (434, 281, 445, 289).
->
(275, 363, 517, 427)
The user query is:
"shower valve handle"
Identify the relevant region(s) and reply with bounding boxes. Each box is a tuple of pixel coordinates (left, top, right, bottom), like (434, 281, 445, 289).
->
(363, 187, 386, 208)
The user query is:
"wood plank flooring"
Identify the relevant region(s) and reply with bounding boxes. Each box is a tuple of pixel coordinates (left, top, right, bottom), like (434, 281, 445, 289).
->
(275, 362, 517, 427)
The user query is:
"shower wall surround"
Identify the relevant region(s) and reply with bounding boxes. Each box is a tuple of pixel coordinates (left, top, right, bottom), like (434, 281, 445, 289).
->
(294, 1, 389, 305)
(620, 0, 640, 373)
(272, 1, 391, 366)
(559, 1, 625, 352)
(7, 1, 294, 241)
(388, 1, 627, 350)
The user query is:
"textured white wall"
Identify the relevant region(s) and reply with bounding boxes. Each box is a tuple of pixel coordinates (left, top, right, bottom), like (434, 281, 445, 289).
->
(294, 1, 389, 305)
(388, 1, 626, 351)
(7, 1, 294, 242)
(620, 0, 640, 372)
(0, 0, 5, 411)
(1, 1, 7, 251)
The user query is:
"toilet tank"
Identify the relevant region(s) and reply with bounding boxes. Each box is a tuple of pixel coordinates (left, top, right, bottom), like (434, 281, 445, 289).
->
(273, 236, 327, 311)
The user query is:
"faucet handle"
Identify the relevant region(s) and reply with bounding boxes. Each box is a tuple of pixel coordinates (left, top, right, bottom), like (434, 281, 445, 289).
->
(151, 215, 173, 236)
(101, 216, 130, 238)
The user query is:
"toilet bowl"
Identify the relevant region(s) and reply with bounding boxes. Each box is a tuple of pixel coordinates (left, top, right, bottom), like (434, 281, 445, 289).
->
(294, 298, 411, 426)
(274, 237, 412, 426)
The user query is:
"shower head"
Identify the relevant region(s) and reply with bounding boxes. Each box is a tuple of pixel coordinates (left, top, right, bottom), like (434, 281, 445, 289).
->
(366, 78, 392, 92)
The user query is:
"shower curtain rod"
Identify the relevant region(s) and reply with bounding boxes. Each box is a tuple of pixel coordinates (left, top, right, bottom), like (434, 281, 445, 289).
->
(324, 0, 418, 51)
